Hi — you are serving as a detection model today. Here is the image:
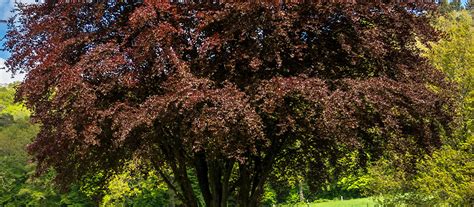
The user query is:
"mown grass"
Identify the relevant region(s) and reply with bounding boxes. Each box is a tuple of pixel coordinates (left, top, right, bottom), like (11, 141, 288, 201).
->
(279, 197, 378, 207)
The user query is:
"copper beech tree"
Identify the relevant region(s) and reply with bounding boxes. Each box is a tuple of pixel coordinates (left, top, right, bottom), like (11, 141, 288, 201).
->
(4, 1, 455, 206)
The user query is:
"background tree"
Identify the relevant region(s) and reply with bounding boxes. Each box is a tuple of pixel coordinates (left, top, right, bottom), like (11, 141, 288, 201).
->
(98, 161, 172, 207)
(423, 10, 474, 141)
(4, 1, 455, 206)
(0, 84, 93, 206)
(366, 10, 474, 206)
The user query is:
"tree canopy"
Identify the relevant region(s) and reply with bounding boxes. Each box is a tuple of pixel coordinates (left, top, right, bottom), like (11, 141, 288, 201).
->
(4, 1, 456, 206)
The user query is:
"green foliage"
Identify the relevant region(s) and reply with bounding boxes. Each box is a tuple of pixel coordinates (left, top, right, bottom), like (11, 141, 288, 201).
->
(365, 155, 423, 205)
(307, 177, 368, 201)
(285, 188, 301, 204)
(366, 10, 474, 206)
(419, 11, 474, 205)
(335, 173, 370, 198)
(268, 151, 370, 204)
(261, 184, 277, 206)
(100, 162, 170, 207)
(0, 84, 94, 206)
(309, 152, 370, 200)
(425, 10, 474, 90)
(438, 2, 460, 14)
(0, 84, 29, 121)
(7, 169, 93, 207)
(367, 142, 473, 206)
(422, 10, 474, 142)
(413, 139, 474, 205)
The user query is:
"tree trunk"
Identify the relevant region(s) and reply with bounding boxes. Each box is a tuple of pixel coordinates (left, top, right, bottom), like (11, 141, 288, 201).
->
(169, 188, 176, 207)
(238, 165, 252, 207)
(194, 153, 237, 207)
(209, 161, 223, 207)
(220, 161, 233, 207)
(298, 178, 305, 203)
(157, 141, 200, 207)
(163, 158, 272, 207)
(156, 134, 281, 207)
(194, 153, 212, 207)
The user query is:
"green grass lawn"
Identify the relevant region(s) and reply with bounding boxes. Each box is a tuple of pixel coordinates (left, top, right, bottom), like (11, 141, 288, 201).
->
(280, 197, 378, 207)
(311, 198, 377, 207)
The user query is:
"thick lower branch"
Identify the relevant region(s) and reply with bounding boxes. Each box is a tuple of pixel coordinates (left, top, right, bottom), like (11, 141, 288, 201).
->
(194, 152, 212, 207)
(221, 161, 234, 207)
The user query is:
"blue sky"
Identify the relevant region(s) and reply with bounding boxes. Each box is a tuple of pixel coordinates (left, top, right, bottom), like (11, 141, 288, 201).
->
(0, 0, 35, 84)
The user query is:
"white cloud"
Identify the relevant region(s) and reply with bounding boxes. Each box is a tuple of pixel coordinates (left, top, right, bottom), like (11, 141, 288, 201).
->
(0, 58, 25, 84)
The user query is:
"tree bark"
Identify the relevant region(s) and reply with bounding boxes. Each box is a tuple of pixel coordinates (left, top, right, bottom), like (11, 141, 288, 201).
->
(238, 164, 251, 207)
(194, 153, 212, 207)
(168, 188, 176, 207)
(194, 154, 235, 207)
(298, 178, 305, 203)
(209, 161, 223, 207)
(157, 137, 200, 207)
(220, 161, 233, 207)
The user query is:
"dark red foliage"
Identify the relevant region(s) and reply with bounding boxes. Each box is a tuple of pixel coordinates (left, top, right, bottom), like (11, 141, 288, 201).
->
(4, 1, 454, 206)
(42, 0, 436, 6)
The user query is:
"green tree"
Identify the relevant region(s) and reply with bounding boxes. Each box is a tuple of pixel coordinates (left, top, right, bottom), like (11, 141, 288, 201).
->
(416, 9, 474, 206)
(367, 10, 474, 206)
(367, 140, 473, 206)
(423, 10, 474, 141)
(0, 84, 94, 206)
(413, 138, 473, 205)
(100, 161, 171, 207)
